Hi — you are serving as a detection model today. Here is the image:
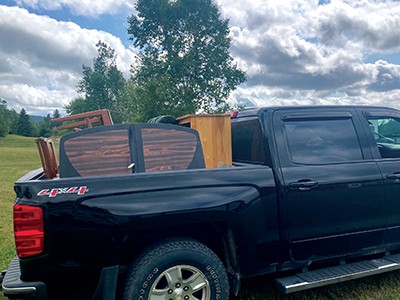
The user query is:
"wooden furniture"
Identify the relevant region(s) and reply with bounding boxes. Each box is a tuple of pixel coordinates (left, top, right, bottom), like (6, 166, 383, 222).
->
(59, 124, 205, 177)
(51, 109, 113, 130)
(36, 138, 59, 179)
(177, 114, 232, 168)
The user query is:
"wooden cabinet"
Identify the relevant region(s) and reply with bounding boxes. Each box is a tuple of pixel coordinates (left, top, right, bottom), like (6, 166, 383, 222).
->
(177, 114, 232, 168)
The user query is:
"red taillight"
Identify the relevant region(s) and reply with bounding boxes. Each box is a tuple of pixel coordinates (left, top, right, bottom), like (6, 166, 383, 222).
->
(230, 111, 239, 118)
(13, 205, 44, 258)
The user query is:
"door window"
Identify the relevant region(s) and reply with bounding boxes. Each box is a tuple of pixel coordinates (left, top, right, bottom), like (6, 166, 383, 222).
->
(367, 117, 400, 159)
(284, 119, 363, 164)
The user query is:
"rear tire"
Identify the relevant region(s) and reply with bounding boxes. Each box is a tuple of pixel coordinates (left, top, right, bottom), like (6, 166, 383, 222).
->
(123, 239, 229, 300)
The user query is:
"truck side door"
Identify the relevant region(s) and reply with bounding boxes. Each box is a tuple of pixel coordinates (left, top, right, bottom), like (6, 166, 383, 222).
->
(272, 108, 386, 262)
(358, 107, 400, 248)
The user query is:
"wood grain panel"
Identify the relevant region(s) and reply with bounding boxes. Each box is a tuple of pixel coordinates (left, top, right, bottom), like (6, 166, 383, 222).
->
(141, 128, 197, 172)
(64, 129, 130, 176)
(177, 114, 232, 168)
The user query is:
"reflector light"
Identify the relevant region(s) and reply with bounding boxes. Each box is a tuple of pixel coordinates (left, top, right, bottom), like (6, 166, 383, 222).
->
(230, 111, 239, 118)
(14, 205, 44, 258)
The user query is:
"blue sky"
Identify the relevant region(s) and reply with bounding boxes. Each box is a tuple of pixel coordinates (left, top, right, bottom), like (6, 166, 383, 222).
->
(1, 0, 400, 116)
(365, 52, 400, 65)
(1, 0, 131, 45)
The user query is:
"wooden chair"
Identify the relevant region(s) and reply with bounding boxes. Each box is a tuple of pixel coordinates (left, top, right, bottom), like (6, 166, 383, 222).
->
(51, 109, 113, 130)
(36, 138, 59, 179)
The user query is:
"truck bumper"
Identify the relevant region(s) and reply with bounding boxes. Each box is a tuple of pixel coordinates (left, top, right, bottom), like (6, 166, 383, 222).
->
(2, 257, 47, 300)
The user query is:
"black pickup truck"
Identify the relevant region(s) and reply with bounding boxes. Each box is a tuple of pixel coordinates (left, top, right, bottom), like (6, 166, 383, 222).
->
(3, 105, 400, 300)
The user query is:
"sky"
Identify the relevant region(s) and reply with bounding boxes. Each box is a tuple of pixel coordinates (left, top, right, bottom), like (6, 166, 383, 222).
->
(1, 0, 400, 116)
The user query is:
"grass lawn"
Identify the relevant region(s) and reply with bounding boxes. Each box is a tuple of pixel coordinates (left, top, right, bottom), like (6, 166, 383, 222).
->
(0, 135, 43, 300)
(2, 134, 400, 299)
(0, 135, 42, 271)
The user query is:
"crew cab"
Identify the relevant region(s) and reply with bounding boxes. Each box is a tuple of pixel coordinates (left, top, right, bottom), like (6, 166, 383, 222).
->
(3, 105, 400, 300)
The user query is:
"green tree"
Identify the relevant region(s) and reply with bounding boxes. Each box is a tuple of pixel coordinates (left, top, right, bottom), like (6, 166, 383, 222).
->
(17, 108, 33, 137)
(0, 100, 19, 137)
(65, 97, 86, 115)
(52, 109, 60, 119)
(66, 41, 127, 123)
(0, 119, 8, 137)
(38, 114, 52, 137)
(127, 0, 246, 120)
(0, 100, 11, 137)
(114, 81, 142, 123)
(8, 109, 19, 134)
(31, 119, 39, 137)
(51, 108, 61, 133)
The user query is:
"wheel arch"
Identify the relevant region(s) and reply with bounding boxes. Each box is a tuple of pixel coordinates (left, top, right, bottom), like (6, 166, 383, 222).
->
(119, 221, 241, 295)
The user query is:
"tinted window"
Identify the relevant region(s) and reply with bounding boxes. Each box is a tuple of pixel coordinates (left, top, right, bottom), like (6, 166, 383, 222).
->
(232, 120, 269, 165)
(284, 118, 363, 164)
(367, 117, 400, 158)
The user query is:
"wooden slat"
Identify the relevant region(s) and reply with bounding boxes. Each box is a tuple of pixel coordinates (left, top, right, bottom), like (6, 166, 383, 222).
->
(57, 117, 102, 130)
(36, 138, 59, 179)
(52, 109, 113, 130)
(141, 128, 198, 172)
(63, 129, 130, 177)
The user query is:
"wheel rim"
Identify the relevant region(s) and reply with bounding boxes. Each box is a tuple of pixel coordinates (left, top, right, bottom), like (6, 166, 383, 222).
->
(149, 265, 210, 300)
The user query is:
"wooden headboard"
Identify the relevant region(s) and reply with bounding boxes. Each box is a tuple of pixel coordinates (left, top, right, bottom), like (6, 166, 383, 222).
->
(59, 124, 205, 178)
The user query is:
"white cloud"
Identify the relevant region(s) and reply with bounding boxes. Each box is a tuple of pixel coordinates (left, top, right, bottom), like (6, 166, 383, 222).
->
(2, 0, 400, 116)
(219, 0, 400, 109)
(0, 5, 137, 115)
(312, 0, 400, 51)
(14, 0, 135, 17)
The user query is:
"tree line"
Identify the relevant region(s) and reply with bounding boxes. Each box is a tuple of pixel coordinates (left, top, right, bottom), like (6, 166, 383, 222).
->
(67, 0, 246, 123)
(0, 100, 60, 138)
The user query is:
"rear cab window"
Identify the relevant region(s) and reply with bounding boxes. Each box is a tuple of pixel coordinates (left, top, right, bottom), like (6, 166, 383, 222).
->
(231, 118, 271, 166)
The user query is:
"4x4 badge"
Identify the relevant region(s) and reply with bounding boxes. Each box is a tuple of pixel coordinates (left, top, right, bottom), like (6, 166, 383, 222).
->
(37, 186, 89, 198)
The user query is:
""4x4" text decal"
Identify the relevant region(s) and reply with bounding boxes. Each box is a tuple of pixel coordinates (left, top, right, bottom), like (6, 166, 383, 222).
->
(37, 186, 89, 198)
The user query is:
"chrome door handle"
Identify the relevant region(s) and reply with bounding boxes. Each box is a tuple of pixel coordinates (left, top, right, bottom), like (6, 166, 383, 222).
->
(288, 180, 318, 191)
(386, 173, 400, 181)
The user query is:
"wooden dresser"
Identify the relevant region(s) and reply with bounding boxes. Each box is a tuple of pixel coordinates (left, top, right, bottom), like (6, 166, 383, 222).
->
(177, 114, 232, 168)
